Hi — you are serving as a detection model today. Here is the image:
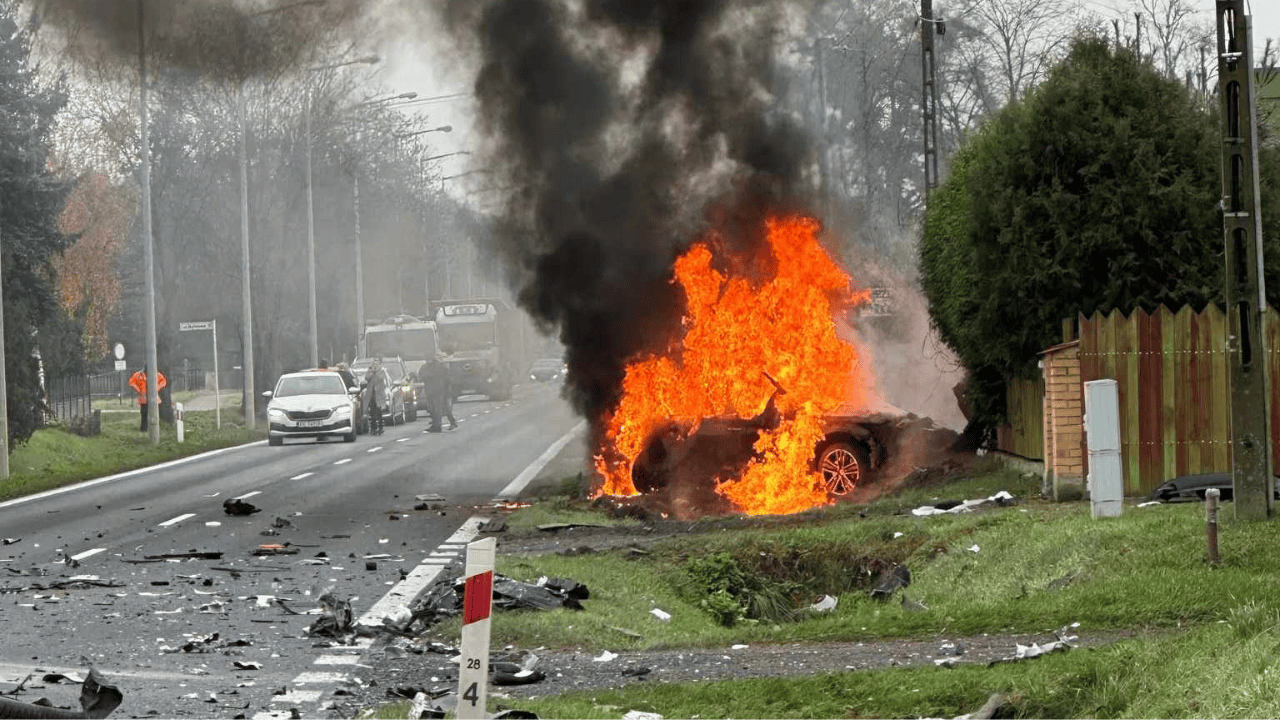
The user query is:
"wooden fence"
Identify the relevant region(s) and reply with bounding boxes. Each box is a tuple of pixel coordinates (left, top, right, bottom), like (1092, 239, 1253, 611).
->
(1070, 304, 1277, 495)
(998, 377, 1045, 460)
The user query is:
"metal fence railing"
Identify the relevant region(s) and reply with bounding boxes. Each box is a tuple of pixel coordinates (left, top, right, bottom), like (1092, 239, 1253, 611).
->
(47, 375, 93, 422)
(48, 369, 212, 422)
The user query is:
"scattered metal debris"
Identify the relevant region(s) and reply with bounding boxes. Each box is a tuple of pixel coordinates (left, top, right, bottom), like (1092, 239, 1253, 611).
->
(144, 552, 223, 560)
(250, 544, 298, 556)
(868, 564, 911, 600)
(222, 498, 261, 516)
(0, 665, 121, 719)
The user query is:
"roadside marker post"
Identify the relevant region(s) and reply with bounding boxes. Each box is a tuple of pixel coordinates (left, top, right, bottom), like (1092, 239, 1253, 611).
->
(456, 536, 495, 719)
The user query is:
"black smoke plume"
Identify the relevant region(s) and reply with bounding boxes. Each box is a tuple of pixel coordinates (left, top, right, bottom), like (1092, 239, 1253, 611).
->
(448, 0, 820, 436)
(32, 0, 363, 81)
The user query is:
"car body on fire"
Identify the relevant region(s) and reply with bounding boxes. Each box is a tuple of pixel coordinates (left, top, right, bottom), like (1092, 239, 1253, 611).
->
(629, 392, 898, 497)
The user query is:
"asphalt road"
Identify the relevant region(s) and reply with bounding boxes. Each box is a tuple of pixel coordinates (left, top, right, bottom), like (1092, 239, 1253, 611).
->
(0, 381, 585, 719)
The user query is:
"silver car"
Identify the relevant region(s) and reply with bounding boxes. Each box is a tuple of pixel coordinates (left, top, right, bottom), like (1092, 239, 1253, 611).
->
(264, 370, 359, 446)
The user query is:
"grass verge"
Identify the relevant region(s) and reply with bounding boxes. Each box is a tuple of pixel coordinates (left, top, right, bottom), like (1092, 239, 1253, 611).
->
(399, 458, 1280, 718)
(0, 399, 262, 502)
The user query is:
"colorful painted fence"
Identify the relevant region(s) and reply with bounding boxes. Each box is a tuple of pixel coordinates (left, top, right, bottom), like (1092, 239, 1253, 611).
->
(1075, 304, 1280, 496)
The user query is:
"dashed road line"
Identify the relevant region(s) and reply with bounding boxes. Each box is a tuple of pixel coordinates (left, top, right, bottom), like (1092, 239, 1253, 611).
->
(294, 671, 349, 685)
(158, 513, 195, 528)
(234, 490, 262, 500)
(367, 446, 383, 453)
(291, 472, 314, 480)
(334, 458, 352, 465)
(313, 655, 367, 666)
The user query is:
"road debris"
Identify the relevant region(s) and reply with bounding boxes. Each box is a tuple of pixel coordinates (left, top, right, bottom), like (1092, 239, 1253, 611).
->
(650, 608, 672, 622)
(306, 592, 359, 640)
(0, 665, 122, 719)
(868, 564, 911, 600)
(809, 595, 838, 612)
(222, 498, 261, 516)
(912, 491, 1015, 516)
(250, 544, 298, 556)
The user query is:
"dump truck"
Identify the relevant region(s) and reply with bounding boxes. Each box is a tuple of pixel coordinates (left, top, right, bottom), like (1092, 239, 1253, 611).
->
(432, 298, 527, 401)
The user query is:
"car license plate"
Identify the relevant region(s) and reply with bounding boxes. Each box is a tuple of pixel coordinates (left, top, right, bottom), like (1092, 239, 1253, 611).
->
(298, 420, 323, 428)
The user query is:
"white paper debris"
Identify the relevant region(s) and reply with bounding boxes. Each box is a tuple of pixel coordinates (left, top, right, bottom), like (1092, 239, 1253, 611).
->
(650, 608, 671, 622)
(593, 650, 618, 662)
(809, 595, 838, 612)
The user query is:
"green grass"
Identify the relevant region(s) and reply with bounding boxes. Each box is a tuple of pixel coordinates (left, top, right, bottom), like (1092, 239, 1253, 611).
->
(394, 462, 1280, 718)
(496, 620, 1280, 719)
(0, 400, 263, 502)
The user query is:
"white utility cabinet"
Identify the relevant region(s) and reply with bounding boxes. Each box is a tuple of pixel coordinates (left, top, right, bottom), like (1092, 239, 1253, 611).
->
(1083, 379, 1124, 517)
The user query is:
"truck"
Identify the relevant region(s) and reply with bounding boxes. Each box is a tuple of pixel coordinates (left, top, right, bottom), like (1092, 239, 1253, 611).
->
(360, 314, 441, 407)
(432, 298, 528, 401)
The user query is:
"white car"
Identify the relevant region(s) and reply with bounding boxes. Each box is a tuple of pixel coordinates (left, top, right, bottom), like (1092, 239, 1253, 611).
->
(263, 370, 359, 446)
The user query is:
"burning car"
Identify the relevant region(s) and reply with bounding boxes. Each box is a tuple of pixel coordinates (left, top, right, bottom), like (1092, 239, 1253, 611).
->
(629, 382, 895, 498)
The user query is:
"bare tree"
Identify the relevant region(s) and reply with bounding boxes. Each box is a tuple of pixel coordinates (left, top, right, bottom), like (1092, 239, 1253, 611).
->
(1130, 0, 1212, 81)
(952, 0, 1073, 104)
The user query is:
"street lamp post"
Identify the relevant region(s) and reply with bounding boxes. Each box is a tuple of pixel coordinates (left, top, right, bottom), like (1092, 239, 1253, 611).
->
(301, 58, 384, 367)
(237, 0, 326, 428)
(301, 90, 435, 357)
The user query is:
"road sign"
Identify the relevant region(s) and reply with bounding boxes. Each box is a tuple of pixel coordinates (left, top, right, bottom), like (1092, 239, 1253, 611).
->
(114, 360, 127, 371)
(179, 321, 214, 332)
(456, 537, 495, 719)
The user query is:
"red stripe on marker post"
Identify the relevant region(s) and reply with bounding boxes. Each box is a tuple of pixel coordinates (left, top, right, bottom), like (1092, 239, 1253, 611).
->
(463, 570, 494, 624)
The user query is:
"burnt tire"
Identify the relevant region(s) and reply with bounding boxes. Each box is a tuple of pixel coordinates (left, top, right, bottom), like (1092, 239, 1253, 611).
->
(816, 440, 868, 496)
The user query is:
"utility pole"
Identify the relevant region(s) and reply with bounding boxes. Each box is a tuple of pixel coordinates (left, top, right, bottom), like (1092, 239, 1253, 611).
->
(238, 83, 256, 430)
(1216, 0, 1272, 520)
(354, 173, 365, 357)
(138, 0, 160, 444)
(0, 233, 9, 479)
(920, 0, 942, 204)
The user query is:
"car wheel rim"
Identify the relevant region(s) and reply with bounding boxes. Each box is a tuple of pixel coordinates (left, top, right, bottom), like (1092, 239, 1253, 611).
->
(821, 448, 860, 495)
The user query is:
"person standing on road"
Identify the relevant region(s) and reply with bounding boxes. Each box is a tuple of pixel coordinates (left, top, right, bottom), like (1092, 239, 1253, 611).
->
(421, 357, 444, 432)
(364, 358, 388, 435)
(440, 360, 457, 430)
(128, 366, 167, 432)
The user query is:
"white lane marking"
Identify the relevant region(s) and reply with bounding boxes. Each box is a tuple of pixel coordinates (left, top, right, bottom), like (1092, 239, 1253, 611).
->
(291, 472, 314, 480)
(314, 655, 365, 666)
(294, 671, 348, 684)
(70, 548, 106, 561)
(269, 689, 323, 704)
(0, 443, 262, 510)
(496, 419, 587, 499)
(396, 437, 410, 443)
(158, 513, 195, 528)
(334, 458, 352, 465)
(234, 490, 261, 500)
(367, 446, 382, 454)
(356, 516, 486, 628)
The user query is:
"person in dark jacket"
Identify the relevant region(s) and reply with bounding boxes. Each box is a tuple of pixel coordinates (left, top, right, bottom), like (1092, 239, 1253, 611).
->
(422, 357, 456, 432)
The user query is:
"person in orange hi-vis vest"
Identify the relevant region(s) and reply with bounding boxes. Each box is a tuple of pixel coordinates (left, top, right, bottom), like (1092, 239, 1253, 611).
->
(128, 366, 167, 432)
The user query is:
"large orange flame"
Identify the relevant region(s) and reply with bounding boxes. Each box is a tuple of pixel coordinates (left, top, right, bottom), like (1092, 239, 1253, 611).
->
(595, 214, 875, 515)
